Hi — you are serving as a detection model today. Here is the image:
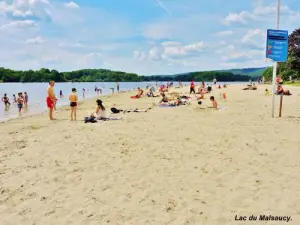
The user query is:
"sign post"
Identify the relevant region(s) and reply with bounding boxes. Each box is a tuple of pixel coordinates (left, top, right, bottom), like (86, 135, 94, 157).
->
(265, 0, 288, 118)
(279, 95, 283, 117)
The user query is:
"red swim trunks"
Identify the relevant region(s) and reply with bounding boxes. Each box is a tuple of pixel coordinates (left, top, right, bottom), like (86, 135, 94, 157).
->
(46, 97, 54, 108)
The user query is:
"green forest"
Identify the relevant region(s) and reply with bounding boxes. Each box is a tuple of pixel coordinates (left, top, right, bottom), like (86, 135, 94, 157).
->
(263, 28, 300, 82)
(0, 67, 255, 83)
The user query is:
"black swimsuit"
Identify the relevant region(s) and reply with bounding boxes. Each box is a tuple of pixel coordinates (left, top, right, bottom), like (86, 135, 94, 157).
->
(70, 102, 77, 107)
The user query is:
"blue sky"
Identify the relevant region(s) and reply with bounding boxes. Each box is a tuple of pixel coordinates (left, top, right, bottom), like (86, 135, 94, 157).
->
(0, 0, 300, 75)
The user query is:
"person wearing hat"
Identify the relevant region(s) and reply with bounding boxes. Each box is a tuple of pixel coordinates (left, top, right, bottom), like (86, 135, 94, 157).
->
(69, 88, 78, 121)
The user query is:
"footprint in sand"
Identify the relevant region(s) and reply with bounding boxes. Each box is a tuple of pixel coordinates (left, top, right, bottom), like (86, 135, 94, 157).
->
(15, 140, 28, 149)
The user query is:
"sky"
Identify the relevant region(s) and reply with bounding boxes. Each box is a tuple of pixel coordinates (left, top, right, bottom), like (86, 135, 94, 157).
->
(0, 0, 299, 75)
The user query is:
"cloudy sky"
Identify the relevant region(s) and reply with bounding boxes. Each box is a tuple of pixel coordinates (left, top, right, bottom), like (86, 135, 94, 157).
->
(0, 0, 299, 75)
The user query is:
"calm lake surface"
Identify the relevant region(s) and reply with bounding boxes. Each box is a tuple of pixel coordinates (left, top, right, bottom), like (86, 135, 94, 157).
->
(0, 81, 247, 121)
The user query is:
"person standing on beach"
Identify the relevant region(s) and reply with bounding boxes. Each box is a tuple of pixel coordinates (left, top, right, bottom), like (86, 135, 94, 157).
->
(2, 94, 11, 108)
(17, 92, 24, 115)
(47, 81, 56, 120)
(116, 82, 120, 93)
(24, 92, 28, 106)
(190, 80, 196, 94)
(213, 78, 217, 85)
(82, 88, 85, 98)
(60, 90, 63, 98)
(12, 94, 17, 104)
(69, 88, 78, 121)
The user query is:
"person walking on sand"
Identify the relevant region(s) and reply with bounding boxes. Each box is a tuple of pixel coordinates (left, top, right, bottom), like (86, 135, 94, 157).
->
(60, 90, 63, 98)
(190, 80, 196, 94)
(17, 92, 24, 115)
(213, 78, 217, 85)
(2, 93, 11, 108)
(82, 88, 85, 98)
(46, 81, 56, 120)
(69, 88, 78, 121)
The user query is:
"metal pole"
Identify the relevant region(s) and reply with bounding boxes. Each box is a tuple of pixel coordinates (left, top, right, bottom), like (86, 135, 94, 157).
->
(279, 95, 283, 117)
(271, 0, 281, 118)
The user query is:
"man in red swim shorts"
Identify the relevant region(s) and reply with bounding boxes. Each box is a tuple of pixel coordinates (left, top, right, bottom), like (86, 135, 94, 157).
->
(47, 81, 56, 120)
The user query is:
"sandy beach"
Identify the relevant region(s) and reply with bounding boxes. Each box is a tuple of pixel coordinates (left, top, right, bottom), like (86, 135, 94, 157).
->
(1, 84, 300, 225)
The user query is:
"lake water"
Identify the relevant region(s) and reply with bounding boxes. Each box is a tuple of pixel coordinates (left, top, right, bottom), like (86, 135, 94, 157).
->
(0, 81, 247, 121)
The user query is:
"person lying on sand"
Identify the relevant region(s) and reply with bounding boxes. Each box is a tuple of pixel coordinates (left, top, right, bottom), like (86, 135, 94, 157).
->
(136, 88, 144, 98)
(159, 98, 189, 107)
(160, 93, 169, 103)
(276, 84, 292, 95)
(111, 107, 153, 113)
(147, 89, 160, 97)
(242, 83, 257, 90)
(196, 89, 205, 100)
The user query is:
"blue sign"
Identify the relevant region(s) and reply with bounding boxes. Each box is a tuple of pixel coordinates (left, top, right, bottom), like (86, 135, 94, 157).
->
(266, 29, 288, 62)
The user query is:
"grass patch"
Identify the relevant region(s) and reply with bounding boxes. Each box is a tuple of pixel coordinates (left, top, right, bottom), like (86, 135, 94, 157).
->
(284, 81, 300, 87)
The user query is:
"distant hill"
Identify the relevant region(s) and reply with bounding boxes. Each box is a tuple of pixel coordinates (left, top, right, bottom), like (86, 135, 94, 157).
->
(218, 67, 268, 77)
(153, 67, 268, 78)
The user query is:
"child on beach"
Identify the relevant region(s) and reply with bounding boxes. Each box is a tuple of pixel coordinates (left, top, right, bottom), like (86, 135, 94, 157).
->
(69, 88, 78, 121)
(2, 94, 11, 108)
(13, 94, 17, 104)
(17, 92, 24, 114)
(210, 96, 218, 110)
(24, 92, 28, 106)
(265, 89, 270, 96)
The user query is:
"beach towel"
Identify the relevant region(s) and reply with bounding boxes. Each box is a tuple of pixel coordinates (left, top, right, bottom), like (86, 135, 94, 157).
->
(218, 107, 228, 111)
(159, 104, 177, 108)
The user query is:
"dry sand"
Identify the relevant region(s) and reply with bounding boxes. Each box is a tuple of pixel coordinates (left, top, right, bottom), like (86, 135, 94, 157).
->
(1, 84, 300, 225)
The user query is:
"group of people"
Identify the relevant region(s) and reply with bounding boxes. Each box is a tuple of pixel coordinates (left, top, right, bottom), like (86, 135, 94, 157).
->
(45, 79, 223, 122)
(2, 92, 29, 114)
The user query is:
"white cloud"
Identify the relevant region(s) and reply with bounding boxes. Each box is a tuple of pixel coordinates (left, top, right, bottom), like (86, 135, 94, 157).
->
(135, 41, 207, 63)
(0, 20, 36, 29)
(223, 3, 300, 26)
(241, 29, 264, 49)
(0, 0, 51, 21)
(25, 36, 45, 44)
(65, 2, 80, 9)
(216, 30, 233, 36)
(223, 11, 251, 25)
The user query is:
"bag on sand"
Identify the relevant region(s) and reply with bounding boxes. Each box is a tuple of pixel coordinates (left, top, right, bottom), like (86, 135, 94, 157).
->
(111, 107, 122, 114)
(84, 116, 97, 123)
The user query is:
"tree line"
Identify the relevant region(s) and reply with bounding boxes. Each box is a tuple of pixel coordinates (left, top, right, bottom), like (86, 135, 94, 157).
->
(263, 28, 300, 82)
(0, 67, 254, 83)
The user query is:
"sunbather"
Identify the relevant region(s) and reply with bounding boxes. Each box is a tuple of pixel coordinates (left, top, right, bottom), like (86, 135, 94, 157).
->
(89, 99, 121, 121)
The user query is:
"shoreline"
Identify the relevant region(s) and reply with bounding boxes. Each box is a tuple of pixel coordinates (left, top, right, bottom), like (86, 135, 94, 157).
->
(0, 90, 134, 123)
(2, 83, 299, 124)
